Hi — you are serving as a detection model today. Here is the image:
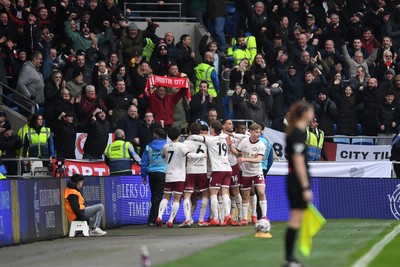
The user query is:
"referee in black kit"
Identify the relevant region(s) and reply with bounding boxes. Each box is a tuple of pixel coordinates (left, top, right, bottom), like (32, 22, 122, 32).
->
(283, 101, 315, 267)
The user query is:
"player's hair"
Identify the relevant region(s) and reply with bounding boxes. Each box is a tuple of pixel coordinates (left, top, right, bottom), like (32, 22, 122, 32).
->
(154, 128, 166, 139)
(168, 126, 181, 141)
(285, 100, 314, 135)
(210, 120, 222, 134)
(221, 119, 232, 126)
(188, 122, 201, 135)
(249, 123, 262, 131)
(200, 124, 209, 132)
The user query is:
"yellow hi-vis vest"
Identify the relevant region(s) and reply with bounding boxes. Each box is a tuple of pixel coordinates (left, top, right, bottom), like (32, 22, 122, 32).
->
(306, 127, 324, 161)
(195, 62, 217, 97)
(142, 38, 155, 62)
(26, 127, 50, 158)
(18, 124, 29, 156)
(227, 36, 257, 63)
(104, 140, 132, 174)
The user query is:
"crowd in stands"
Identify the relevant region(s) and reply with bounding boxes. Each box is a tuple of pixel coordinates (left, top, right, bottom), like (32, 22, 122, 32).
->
(0, 0, 400, 173)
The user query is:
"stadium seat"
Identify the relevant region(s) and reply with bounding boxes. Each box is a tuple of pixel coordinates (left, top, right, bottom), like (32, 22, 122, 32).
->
(69, 221, 90, 237)
(352, 138, 374, 145)
(222, 97, 230, 119)
(333, 136, 350, 144)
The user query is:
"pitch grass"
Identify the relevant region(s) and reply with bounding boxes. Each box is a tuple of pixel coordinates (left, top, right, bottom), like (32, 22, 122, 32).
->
(369, 234, 400, 267)
(156, 219, 399, 267)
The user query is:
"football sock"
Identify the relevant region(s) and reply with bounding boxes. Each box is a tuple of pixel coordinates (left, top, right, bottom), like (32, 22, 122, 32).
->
(158, 199, 168, 220)
(250, 194, 257, 216)
(285, 227, 298, 262)
(218, 195, 224, 220)
(242, 203, 249, 221)
(235, 194, 243, 219)
(168, 201, 180, 223)
(199, 197, 209, 222)
(230, 196, 236, 216)
(222, 194, 231, 217)
(183, 198, 191, 222)
(259, 200, 267, 218)
(210, 195, 218, 221)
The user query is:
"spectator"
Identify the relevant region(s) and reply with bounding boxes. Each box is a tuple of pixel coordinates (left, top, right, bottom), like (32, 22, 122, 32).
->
(16, 51, 45, 115)
(237, 92, 272, 126)
(361, 27, 380, 56)
(104, 129, 141, 175)
(80, 85, 108, 126)
(290, 33, 317, 66)
(189, 81, 215, 123)
(83, 109, 110, 159)
(64, 50, 93, 84)
(331, 85, 360, 136)
(150, 41, 175, 76)
(250, 53, 276, 84)
(54, 89, 80, 126)
(22, 114, 55, 159)
(146, 85, 187, 129)
(230, 35, 254, 66)
(206, 0, 226, 53)
(54, 112, 77, 159)
(44, 70, 66, 131)
(305, 117, 328, 161)
(198, 33, 227, 76)
(341, 41, 377, 78)
(116, 21, 158, 67)
(116, 105, 140, 146)
(65, 174, 107, 236)
(64, 14, 111, 54)
(349, 66, 369, 92)
(377, 90, 399, 145)
(129, 60, 152, 117)
(176, 34, 196, 81)
(374, 50, 399, 82)
(322, 13, 348, 51)
(314, 87, 337, 138)
(111, 65, 131, 89)
(170, 86, 189, 134)
(360, 78, 380, 136)
(0, 121, 22, 175)
(105, 79, 134, 130)
(137, 112, 161, 156)
(162, 32, 178, 61)
(229, 58, 254, 92)
(195, 51, 220, 100)
(97, 74, 113, 100)
(0, 12, 17, 47)
(383, 13, 400, 49)
(66, 68, 87, 99)
(106, 52, 120, 74)
(91, 0, 127, 33)
(92, 60, 110, 90)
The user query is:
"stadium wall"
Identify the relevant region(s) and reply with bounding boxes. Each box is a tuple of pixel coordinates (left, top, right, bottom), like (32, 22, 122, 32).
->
(1, 168, 399, 246)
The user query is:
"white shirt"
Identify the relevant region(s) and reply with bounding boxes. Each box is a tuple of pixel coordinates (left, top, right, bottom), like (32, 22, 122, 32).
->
(189, 134, 232, 172)
(236, 137, 265, 176)
(184, 139, 208, 174)
(162, 142, 190, 182)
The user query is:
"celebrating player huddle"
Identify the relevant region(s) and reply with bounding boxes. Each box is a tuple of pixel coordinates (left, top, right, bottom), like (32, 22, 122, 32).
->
(144, 120, 274, 228)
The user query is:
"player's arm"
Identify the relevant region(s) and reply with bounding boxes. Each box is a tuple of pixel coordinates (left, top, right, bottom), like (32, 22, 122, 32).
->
(237, 154, 263, 164)
(187, 152, 207, 159)
(226, 135, 241, 156)
(186, 134, 205, 142)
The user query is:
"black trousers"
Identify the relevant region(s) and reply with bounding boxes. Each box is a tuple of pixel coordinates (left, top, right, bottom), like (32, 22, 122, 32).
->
(148, 172, 166, 223)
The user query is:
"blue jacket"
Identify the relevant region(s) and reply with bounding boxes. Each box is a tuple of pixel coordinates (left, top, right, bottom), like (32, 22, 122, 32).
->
(260, 134, 274, 172)
(140, 138, 167, 178)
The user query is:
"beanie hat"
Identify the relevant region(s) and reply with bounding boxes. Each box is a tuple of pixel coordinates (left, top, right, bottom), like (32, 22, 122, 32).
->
(72, 68, 83, 79)
(128, 22, 138, 31)
(80, 22, 90, 31)
(318, 87, 328, 95)
(70, 174, 84, 183)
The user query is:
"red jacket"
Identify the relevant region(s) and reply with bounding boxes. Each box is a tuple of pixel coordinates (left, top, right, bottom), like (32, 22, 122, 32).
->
(146, 88, 187, 127)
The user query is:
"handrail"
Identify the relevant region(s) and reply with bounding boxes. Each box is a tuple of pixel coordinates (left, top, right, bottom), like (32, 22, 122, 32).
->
(1, 157, 52, 178)
(0, 81, 39, 115)
(124, 2, 197, 22)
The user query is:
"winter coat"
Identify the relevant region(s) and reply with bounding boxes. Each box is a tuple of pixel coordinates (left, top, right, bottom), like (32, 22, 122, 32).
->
(189, 91, 215, 123)
(105, 89, 134, 129)
(176, 42, 196, 81)
(378, 101, 399, 134)
(137, 121, 162, 156)
(80, 94, 108, 125)
(16, 61, 45, 104)
(331, 86, 360, 135)
(314, 97, 338, 136)
(54, 120, 77, 159)
(275, 61, 304, 106)
(83, 118, 110, 158)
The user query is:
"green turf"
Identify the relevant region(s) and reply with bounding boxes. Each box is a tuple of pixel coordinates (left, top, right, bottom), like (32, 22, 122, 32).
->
(155, 219, 397, 267)
(369, 233, 400, 267)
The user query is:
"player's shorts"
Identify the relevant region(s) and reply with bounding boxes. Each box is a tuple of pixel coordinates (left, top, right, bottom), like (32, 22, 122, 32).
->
(164, 181, 185, 194)
(230, 164, 241, 188)
(240, 174, 265, 190)
(210, 171, 232, 189)
(286, 174, 307, 210)
(185, 173, 209, 193)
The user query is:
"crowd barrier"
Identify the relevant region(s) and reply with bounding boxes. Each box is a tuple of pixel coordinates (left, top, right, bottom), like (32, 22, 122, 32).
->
(1, 161, 399, 247)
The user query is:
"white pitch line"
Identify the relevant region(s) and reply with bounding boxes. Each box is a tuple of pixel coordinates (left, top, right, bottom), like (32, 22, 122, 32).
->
(352, 223, 400, 267)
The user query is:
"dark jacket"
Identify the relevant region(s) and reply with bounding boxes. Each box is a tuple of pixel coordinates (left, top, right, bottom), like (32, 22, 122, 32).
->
(0, 132, 22, 175)
(189, 91, 215, 123)
(378, 101, 399, 134)
(116, 115, 140, 144)
(314, 97, 338, 136)
(105, 89, 134, 129)
(83, 118, 110, 158)
(275, 61, 304, 106)
(175, 42, 196, 81)
(44, 80, 62, 130)
(331, 85, 360, 135)
(54, 119, 77, 159)
(137, 121, 161, 156)
(238, 97, 272, 125)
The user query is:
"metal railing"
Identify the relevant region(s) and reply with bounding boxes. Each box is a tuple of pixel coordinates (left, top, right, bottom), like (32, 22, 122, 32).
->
(0, 81, 39, 115)
(124, 2, 197, 22)
(1, 158, 52, 178)
(325, 135, 395, 145)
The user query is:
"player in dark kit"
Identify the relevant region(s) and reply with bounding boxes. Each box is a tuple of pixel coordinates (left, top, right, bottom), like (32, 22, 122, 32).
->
(283, 101, 314, 267)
